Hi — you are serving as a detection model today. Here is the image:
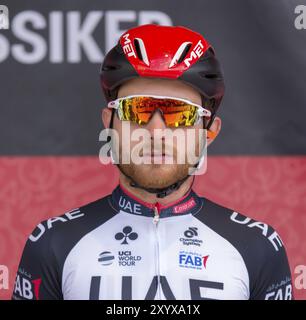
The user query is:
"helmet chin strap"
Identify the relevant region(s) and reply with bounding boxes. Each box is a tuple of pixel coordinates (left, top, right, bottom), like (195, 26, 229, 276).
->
(125, 169, 191, 199)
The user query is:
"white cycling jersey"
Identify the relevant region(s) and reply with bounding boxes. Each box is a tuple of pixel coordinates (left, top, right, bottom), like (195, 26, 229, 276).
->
(12, 184, 293, 300)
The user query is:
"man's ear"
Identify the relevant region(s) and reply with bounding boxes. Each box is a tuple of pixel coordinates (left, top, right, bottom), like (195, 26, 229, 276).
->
(102, 108, 113, 129)
(207, 116, 221, 146)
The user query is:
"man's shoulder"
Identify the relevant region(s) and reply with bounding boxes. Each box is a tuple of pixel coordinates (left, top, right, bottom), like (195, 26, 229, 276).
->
(195, 196, 285, 257)
(27, 193, 115, 247)
(195, 196, 292, 299)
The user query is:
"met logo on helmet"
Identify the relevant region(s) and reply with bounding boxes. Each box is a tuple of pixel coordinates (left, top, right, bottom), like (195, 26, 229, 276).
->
(122, 33, 136, 59)
(183, 40, 205, 67)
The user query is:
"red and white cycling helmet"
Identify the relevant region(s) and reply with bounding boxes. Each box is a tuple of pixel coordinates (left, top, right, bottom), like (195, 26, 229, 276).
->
(100, 24, 225, 128)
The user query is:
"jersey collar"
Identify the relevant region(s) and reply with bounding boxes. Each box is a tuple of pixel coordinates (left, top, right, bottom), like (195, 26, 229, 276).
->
(111, 183, 203, 218)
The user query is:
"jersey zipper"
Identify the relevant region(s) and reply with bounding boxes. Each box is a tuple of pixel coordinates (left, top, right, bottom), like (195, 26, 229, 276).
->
(153, 203, 161, 299)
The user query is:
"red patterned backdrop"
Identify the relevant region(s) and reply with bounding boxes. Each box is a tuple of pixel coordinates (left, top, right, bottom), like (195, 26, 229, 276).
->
(0, 156, 305, 299)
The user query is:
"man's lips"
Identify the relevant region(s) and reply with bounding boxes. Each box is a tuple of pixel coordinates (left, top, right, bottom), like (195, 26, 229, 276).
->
(141, 153, 174, 163)
(142, 151, 174, 157)
(142, 153, 167, 156)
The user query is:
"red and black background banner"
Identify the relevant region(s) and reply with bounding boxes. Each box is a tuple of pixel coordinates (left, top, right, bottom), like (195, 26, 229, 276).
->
(0, 0, 306, 299)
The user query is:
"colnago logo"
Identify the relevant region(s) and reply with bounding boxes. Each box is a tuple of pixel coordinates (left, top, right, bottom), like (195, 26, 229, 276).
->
(115, 226, 138, 245)
(230, 212, 284, 251)
(13, 270, 42, 300)
(29, 209, 84, 242)
(0, 10, 172, 63)
(179, 251, 209, 270)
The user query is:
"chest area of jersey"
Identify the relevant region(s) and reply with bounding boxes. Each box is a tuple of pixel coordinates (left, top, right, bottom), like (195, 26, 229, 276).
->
(62, 212, 248, 300)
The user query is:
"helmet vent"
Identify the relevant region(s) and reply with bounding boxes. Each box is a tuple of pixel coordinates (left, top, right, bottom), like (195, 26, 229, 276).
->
(102, 64, 119, 71)
(169, 42, 192, 68)
(134, 38, 150, 66)
(203, 73, 219, 79)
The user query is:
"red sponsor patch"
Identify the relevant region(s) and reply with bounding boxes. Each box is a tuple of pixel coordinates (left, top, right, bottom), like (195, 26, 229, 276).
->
(173, 198, 196, 214)
(32, 278, 42, 300)
(202, 255, 209, 269)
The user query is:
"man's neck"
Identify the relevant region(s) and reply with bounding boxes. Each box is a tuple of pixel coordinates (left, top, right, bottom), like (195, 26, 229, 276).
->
(119, 174, 194, 206)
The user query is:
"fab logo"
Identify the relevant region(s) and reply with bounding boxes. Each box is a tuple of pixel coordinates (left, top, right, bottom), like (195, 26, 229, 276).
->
(179, 251, 209, 270)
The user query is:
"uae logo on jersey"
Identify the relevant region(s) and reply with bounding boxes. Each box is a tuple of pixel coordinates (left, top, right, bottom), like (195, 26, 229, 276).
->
(179, 250, 209, 270)
(115, 226, 138, 244)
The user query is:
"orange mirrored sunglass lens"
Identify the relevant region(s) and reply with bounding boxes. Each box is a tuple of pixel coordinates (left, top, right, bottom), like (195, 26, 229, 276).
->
(119, 97, 199, 127)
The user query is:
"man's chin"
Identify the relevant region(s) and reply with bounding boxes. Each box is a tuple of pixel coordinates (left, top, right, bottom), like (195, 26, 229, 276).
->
(119, 163, 188, 189)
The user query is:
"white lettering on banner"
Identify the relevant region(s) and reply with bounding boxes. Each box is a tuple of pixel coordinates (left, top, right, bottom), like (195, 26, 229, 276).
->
(67, 11, 103, 63)
(230, 212, 283, 251)
(294, 5, 306, 30)
(50, 12, 63, 63)
(106, 11, 136, 54)
(0, 10, 172, 63)
(0, 265, 9, 290)
(29, 209, 84, 242)
(295, 265, 306, 289)
(0, 34, 9, 61)
(11, 11, 47, 64)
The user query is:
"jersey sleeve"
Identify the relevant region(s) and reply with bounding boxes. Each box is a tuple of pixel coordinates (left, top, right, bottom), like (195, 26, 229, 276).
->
(194, 199, 294, 301)
(12, 222, 63, 300)
(249, 228, 294, 300)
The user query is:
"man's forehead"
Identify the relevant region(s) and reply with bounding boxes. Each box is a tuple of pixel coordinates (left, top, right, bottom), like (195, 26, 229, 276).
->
(117, 78, 202, 104)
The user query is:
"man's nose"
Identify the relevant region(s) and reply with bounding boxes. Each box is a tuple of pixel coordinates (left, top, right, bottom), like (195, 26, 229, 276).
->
(145, 109, 167, 133)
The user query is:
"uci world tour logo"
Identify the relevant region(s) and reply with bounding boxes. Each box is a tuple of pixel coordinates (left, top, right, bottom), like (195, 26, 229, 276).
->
(115, 226, 138, 244)
(98, 251, 115, 266)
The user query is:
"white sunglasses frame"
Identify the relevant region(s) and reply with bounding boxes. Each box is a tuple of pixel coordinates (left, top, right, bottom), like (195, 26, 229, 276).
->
(107, 95, 212, 120)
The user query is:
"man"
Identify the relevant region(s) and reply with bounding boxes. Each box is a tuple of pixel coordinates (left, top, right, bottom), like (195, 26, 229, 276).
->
(12, 24, 293, 300)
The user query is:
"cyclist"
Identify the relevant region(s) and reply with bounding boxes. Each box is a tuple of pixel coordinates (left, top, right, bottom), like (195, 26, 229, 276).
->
(12, 24, 293, 300)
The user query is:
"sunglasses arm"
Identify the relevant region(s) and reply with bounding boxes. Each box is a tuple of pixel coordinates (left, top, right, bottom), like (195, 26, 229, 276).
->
(197, 106, 211, 118)
(107, 100, 120, 109)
